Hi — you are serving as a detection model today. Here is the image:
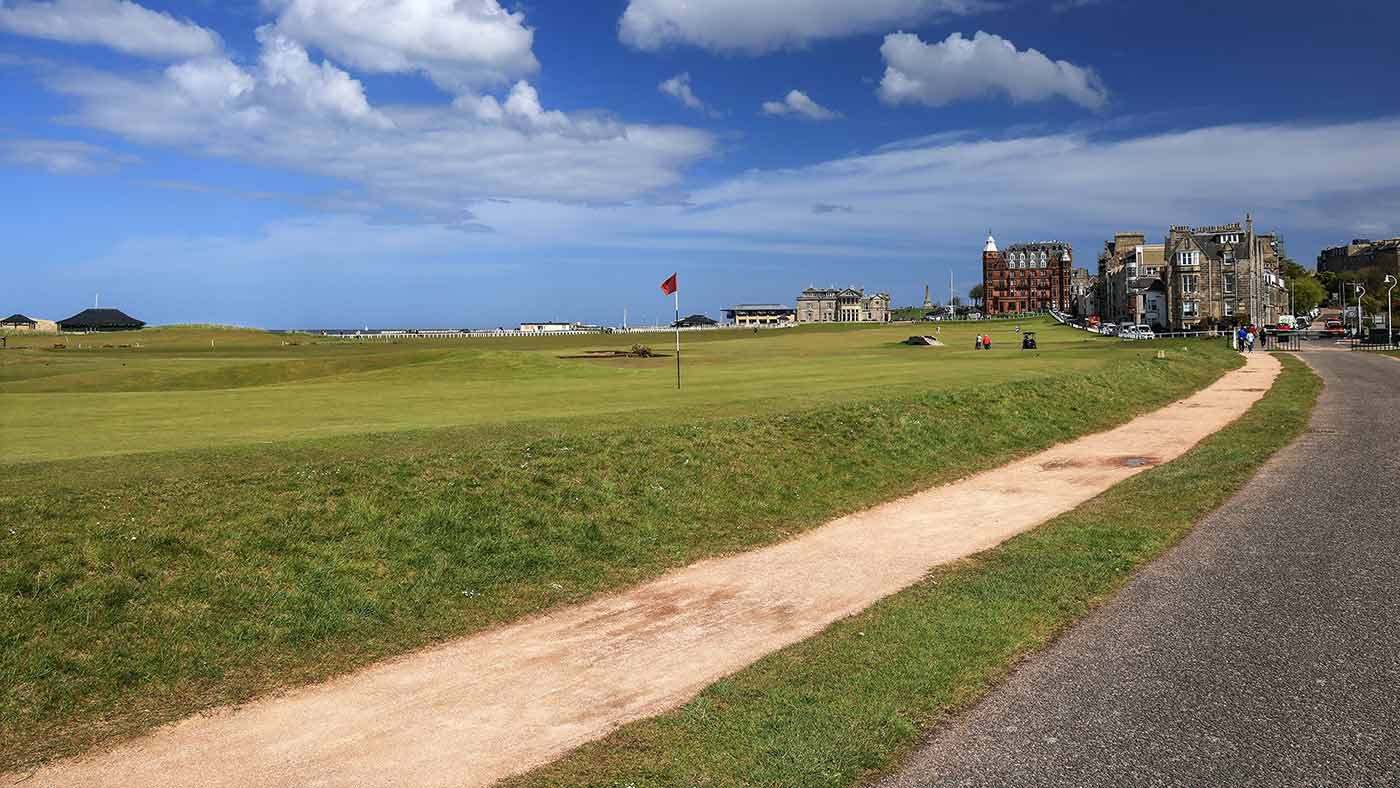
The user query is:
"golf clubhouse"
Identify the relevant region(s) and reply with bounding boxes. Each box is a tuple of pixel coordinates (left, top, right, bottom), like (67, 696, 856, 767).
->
(57, 308, 146, 332)
(724, 304, 796, 326)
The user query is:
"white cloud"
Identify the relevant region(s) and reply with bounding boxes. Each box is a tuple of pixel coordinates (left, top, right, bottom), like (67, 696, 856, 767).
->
(761, 89, 840, 120)
(1, 138, 139, 174)
(256, 29, 392, 128)
(262, 0, 537, 91)
(39, 34, 713, 213)
(658, 72, 716, 116)
(879, 31, 1108, 109)
(619, 0, 990, 54)
(0, 0, 222, 59)
(445, 117, 1400, 264)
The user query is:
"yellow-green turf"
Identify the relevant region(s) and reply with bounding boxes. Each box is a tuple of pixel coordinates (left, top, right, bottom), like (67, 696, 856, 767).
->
(0, 319, 1242, 770)
(10, 320, 1143, 464)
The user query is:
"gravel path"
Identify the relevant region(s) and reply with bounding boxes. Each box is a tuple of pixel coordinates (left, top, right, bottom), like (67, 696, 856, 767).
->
(878, 350, 1400, 788)
(6, 356, 1279, 788)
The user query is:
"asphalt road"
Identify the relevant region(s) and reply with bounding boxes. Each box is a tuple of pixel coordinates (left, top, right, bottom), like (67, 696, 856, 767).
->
(878, 350, 1400, 788)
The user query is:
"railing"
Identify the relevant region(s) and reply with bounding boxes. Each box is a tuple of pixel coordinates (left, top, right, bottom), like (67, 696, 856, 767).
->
(1348, 330, 1400, 352)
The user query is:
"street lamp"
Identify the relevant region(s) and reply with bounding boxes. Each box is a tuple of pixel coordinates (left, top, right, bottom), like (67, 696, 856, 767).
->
(1354, 283, 1366, 339)
(1385, 274, 1397, 343)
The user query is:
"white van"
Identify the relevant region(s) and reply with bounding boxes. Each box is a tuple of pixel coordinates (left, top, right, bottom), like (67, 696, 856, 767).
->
(1134, 324, 1155, 340)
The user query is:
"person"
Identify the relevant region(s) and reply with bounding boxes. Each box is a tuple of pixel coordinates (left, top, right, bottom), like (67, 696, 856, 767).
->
(1235, 326, 1247, 352)
(1246, 326, 1256, 353)
(976, 334, 983, 350)
(984, 334, 992, 351)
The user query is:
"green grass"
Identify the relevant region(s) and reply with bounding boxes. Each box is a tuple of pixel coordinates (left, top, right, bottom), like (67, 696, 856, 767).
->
(0, 321, 1239, 771)
(7, 320, 1144, 464)
(502, 354, 1321, 788)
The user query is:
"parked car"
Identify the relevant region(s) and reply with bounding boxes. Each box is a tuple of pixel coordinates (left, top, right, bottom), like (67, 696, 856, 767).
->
(1134, 324, 1155, 340)
(1100, 324, 1117, 336)
(1323, 319, 1345, 338)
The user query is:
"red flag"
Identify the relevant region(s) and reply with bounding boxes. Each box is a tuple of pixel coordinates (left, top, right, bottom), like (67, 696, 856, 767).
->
(660, 272, 678, 295)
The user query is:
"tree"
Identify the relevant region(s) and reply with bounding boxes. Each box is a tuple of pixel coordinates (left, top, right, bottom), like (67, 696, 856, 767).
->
(1288, 275, 1327, 314)
(968, 284, 984, 307)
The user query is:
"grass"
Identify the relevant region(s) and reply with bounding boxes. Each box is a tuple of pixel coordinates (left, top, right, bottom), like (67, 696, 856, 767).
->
(502, 354, 1321, 788)
(0, 321, 1240, 771)
(8, 320, 1152, 464)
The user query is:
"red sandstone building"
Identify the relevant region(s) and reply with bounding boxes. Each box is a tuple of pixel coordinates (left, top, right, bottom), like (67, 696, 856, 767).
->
(981, 233, 1073, 315)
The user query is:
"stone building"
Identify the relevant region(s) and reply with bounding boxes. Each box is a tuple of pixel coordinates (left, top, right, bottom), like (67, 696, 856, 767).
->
(794, 287, 891, 323)
(1317, 238, 1400, 275)
(981, 234, 1072, 315)
(1097, 233, 1166, 327)
(1163, 216, 1288, 330)
(1068, 269, 1098, 318)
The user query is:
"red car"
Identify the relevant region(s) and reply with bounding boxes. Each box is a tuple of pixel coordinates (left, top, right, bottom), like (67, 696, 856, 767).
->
(1323, 319, 1345, 338)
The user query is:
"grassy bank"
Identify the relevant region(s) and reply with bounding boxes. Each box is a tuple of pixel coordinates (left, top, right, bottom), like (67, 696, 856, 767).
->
(504, 354, 1320, 788)
(0, 332, 1237, 771)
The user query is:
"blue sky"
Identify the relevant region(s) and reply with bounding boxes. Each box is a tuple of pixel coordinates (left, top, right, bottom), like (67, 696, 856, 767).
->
(3, 0, 1399, 328)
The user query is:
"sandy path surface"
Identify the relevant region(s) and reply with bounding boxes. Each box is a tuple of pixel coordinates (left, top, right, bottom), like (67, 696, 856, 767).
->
(9, 354, 1280, 788)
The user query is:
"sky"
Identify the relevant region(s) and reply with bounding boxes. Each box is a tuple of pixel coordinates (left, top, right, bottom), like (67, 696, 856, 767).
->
(3, 0, 1400, 329)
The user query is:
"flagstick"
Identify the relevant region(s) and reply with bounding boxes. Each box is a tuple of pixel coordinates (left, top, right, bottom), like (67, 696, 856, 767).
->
(674, 289, 681, 389)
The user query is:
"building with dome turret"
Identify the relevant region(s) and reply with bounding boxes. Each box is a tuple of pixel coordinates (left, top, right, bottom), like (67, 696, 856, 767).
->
(981, 233, 1073, 315)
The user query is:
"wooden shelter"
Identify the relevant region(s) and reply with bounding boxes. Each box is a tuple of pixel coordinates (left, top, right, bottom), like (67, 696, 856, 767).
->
(57, 308, 146, 332)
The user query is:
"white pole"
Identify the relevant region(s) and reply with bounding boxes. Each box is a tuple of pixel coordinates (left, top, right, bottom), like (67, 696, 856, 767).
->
(1386, 275, 1397, 337)
(674, 289, 681, 389)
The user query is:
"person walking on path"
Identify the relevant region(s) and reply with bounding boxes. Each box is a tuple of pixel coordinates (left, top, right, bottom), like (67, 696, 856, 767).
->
(1246, 326, 1256, 353)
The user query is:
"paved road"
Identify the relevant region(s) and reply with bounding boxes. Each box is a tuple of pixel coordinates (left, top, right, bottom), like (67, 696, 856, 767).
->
(879, 350, 1400, 788)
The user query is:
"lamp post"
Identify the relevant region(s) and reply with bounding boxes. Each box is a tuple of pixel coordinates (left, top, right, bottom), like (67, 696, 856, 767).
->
(1354, 283, 1366, 339)
(1385, 274, 1397, 343)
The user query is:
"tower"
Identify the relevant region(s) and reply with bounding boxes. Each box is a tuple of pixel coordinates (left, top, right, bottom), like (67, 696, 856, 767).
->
(923, 283, 933, 310)
(982, 232, 1002, 314)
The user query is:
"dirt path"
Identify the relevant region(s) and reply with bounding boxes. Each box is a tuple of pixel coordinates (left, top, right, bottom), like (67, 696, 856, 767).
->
(9, 354, 1280, 788)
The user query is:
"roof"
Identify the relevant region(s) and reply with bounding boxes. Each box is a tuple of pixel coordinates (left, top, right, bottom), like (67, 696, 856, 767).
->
(1, 313, 36, 325)
(984, 233, 998, 253)
(726, 304, 793, 311)
(57, 308, 146, 329)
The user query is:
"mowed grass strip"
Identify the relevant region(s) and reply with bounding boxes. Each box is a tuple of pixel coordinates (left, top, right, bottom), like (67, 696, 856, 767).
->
(503, 354, 1321, 788)
(0, 340, 1236, 771)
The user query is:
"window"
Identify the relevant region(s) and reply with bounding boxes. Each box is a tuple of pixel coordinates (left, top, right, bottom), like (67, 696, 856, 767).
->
(1224, 302, 1235, 316)
(1175, 250, 1201, 266)
(1223, 274, 1235, 294)
(1182, 300, 1200, 317)
(1182, 274, 1200, 293)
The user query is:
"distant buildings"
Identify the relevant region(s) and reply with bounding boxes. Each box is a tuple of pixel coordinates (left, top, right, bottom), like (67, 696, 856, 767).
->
(1164, 217, 1287, 330)
(1094, 216, 1289, 330)
(724, 304, 795, 326)
(672, 314, 718, 328)
(57, 308, 145, 332)
(1, 314, 37, 331)
(794, 287, 891, 323)
(1317, 238, 1400, 275)
(518, 321, 602, 333)
(980, 234, 1073, 316)
(1097, 233, 1166, 327)
(1069, 269, 1098, 318)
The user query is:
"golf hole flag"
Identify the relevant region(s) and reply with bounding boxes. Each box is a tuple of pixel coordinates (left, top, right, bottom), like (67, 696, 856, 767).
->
(661, 272, 681, 388)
